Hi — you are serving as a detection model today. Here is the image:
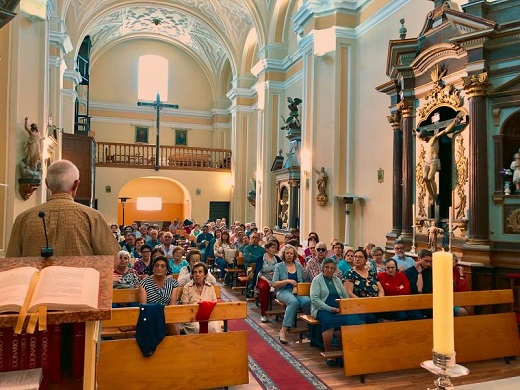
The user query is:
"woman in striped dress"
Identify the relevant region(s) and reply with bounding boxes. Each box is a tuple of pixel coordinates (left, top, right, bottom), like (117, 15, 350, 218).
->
(139, 255, 179, 334)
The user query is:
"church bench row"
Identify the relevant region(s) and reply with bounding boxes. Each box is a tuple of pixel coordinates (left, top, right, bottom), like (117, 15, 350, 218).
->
(97, 301, 248, 389)
(337, 290, 520, 382)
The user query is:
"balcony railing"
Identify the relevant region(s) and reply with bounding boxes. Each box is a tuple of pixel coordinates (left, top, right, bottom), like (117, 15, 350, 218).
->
(96, 142, 231, 171)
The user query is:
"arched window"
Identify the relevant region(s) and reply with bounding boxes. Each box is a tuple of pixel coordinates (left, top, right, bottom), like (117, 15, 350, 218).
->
(138, 55, 168, 101)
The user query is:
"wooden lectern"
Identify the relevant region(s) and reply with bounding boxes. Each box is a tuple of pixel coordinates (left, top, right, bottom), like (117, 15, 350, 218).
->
(0, 256, 113, 389)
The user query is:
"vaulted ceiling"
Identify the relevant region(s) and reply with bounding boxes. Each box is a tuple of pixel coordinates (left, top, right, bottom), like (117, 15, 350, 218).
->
(62, 0, 274, 78)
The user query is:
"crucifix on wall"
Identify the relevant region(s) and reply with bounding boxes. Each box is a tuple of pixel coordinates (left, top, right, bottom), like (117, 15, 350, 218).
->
(137, 91, 179, 170)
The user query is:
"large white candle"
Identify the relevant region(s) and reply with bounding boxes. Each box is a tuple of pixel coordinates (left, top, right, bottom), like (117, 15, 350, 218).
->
(433, 251, 454, 355)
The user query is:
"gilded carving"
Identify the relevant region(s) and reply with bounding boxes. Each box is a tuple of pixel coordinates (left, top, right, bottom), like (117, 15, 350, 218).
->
(387, 112, 401, 129)
(462, 72, 489, 97)
(417, 64, 464, 121)
(506, 208, 520, 233)
(416, 145, 427, 219)
(397, 101, 413, 118)
(454, 135, 468, 222)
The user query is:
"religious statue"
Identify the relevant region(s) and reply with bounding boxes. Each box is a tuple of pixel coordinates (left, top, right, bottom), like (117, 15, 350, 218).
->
(279, 199, 289, 228)
(420, 111, 465, 204)
(511, 151, 520, 193)
(315, 167, 328, 196)
(426, 221, 444, 252)
(280, 97, 302, 131)
(23, 116, 44, 171)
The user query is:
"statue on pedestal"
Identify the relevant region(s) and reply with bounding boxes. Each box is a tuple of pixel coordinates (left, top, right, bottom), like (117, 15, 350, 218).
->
(18, 116, 44, 200)
(426, 221, 444, 252)
(315, 167, 328, 206)
(511, 151, 520, 193)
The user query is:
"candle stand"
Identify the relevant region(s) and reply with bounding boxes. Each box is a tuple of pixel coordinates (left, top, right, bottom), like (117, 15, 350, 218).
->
(421, 351, 468, 390)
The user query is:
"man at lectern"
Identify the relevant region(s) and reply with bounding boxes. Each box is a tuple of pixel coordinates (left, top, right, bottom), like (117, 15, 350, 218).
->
(6, 159, 120, 257)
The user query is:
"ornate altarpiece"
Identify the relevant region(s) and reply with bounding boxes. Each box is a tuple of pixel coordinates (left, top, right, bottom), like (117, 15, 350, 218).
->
(378, 0, 520, 278)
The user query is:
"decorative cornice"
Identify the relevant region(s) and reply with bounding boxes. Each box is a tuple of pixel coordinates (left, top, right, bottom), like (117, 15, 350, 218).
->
(62, 69, 82, 85)
(48, 16, 73, 55)
(48, 55, 62, 68)
(387, 112, 401, 130)
(226, 87, 256, 102)
(61, 89, 78, 99)
(90, 101, 214, 120)
(90, 115, 214, 131)
(228, 105, 255, 116)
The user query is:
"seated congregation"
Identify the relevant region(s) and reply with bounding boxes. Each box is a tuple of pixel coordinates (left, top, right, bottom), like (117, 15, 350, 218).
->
(110, 221, 493, 373)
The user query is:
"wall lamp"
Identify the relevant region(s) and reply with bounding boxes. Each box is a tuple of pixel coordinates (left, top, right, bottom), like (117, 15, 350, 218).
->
(343, 196, 354, 215)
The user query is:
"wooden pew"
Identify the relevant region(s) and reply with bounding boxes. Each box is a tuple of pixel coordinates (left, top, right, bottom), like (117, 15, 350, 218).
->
(102, 286, 222, 338)
(97, 301, 248, 389)
(338, 290, 520, 381)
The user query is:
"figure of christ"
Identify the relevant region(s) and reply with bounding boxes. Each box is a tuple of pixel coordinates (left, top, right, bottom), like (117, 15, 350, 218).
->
(422, 112, 465, 204)
(24, 116, 45, 171)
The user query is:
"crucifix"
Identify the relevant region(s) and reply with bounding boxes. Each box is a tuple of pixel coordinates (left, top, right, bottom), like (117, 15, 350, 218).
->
(137, 91, 179, 170)
(415, 111, 467, 219)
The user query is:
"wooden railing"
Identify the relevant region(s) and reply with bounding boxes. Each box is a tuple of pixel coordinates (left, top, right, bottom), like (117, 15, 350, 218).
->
(95, 142, 231, 171)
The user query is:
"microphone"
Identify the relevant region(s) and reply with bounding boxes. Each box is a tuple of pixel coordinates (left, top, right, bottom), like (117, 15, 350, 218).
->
(38, 211, 54, 258)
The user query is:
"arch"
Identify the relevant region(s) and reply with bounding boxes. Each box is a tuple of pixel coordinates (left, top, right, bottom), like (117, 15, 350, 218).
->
(271, 0, 299, 44)
(241, 29, 259, 74)
(117, 176, 192, 226)
(502, 109, 520, 137)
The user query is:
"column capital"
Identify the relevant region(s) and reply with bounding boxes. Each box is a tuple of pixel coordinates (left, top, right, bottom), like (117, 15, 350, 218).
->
(387, 112, 401, 130)
(397, 100, 414, 118)
(288, 179, 300, 188)
(462, 72, 489, 97)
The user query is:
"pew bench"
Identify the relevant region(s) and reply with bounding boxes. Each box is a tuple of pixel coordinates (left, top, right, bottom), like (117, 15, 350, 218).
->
(102, 285, 223, 338)
(338, 290, 520, 382)
(97, 301, 248, 389)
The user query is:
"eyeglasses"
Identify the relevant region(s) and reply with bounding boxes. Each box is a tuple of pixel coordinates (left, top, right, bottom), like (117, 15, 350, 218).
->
(395, 246, 405, 250)
(141, 250, 151, 254)
(316, 248, 327, 252)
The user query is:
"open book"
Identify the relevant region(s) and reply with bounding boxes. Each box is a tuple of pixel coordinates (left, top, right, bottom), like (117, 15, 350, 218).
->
(0, 266, 100, 313)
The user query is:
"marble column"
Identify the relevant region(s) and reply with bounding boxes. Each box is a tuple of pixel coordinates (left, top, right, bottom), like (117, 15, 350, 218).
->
(463, 73, 489, 243)
(400, 102, 414, 237)
(388, 113, 403, 235)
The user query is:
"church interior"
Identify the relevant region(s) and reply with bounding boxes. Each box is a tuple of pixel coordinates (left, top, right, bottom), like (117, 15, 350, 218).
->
(1, 0, 520, 388)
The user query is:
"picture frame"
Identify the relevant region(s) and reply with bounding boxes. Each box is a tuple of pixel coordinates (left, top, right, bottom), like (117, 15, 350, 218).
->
(135, 126, 149, 143)
(175, 129, 187, 146)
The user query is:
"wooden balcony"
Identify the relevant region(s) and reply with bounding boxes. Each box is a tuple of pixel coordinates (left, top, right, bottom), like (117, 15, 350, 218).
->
(96, 142, 231, 171)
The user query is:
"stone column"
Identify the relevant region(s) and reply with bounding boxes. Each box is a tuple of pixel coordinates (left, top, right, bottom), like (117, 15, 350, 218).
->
(400, 102, 414, 238)
(388, 112, 403, 235)
(463, 73, 489, 243)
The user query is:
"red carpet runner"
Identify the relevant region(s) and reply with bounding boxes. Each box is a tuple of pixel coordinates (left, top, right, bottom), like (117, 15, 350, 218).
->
(227, 318, 329, 390)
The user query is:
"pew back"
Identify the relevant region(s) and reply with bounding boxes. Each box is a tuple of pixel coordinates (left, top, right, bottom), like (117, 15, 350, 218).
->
(97, 302, 248, 389)
(339, 290, 520, 377)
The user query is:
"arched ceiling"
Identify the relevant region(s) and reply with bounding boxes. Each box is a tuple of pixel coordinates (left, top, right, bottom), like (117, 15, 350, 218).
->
(63, 0, 268, 77)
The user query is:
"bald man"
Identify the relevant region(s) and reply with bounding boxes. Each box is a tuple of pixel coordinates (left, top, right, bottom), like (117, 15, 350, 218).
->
(7, 159, 120, 257)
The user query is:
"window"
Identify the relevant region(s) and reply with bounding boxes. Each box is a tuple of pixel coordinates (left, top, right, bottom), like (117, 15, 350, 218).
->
(136, 197, 162, 211)
(138, 55, 168, 101)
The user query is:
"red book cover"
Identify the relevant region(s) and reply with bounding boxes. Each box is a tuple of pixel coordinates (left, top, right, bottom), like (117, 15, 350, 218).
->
(10, 331, 21, 371)
(0, 327, 12, 372)
(39, 327, 51, 376)
(19, 332, 29, 370)
(72, 322, 86, 379)
(49, 324, 62, 383)
(28, 331, 39, 369)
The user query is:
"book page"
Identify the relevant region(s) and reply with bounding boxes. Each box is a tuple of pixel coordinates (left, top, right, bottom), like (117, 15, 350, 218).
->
(28, 266, 100, 312)
(0, 267, 38, 313)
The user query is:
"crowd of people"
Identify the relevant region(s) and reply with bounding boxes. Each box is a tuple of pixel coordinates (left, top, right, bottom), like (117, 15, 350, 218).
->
(111, 218, 470, 367)
(5, 159, 469, 370)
